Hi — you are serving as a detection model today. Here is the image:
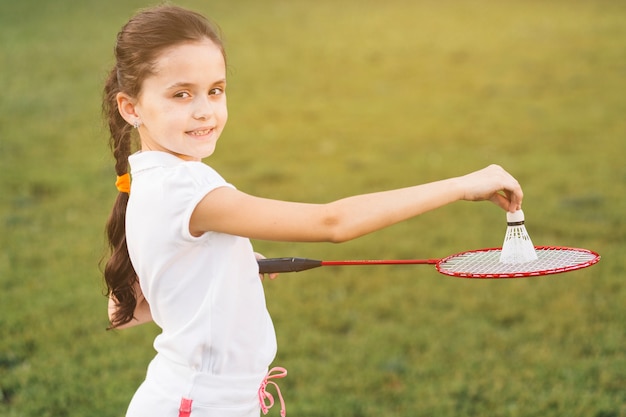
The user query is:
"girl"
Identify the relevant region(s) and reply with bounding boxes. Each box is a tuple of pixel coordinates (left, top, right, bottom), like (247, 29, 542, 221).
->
(103, 5, 523, 417)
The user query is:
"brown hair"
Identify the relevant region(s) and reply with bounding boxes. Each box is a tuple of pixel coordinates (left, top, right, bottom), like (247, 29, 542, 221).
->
(103, 4, 226, 328)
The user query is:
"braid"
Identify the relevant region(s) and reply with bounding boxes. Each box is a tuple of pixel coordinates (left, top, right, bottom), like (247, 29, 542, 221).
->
(103, 66, 138, 329)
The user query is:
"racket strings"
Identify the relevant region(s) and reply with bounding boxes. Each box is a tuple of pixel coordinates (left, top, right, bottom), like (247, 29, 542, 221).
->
(437, 247, 599, 278)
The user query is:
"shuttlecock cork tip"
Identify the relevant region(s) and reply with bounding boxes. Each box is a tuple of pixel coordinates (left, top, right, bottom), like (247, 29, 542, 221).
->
(506, 209, 525, 225)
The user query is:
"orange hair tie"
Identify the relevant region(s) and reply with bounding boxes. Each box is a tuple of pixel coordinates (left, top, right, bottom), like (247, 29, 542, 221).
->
(115, 173, 131, 194)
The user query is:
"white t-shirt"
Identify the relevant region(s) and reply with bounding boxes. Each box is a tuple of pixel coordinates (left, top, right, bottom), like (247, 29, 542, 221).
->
(125, 151, 277, 376)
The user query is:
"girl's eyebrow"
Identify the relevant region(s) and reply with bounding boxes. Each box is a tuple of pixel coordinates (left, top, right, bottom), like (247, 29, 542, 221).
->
(166, 79, 226, 90)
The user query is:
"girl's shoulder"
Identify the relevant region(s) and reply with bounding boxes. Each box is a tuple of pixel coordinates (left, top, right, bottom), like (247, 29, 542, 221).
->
(176, 159, 228, 189)
(131, 151, 223, 179)
(130, 151, 234, 194)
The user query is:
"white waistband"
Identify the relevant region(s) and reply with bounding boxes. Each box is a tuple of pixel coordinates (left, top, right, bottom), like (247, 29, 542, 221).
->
(147, 354, 266, 408)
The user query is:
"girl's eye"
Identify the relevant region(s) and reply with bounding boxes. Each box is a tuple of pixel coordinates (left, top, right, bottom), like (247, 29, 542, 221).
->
(209, 87, 224, 96)
(174, 91, 191, 99)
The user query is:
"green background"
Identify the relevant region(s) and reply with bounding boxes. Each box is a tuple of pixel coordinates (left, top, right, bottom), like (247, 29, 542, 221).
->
(1, 0, 624, 416)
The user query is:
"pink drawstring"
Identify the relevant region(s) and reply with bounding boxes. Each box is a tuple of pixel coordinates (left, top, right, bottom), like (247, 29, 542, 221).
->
(258, 367, 287, 417)
(178, 397, 193, 417)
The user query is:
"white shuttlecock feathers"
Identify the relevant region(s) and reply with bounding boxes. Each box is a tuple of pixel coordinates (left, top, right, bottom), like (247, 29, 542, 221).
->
(499, 209, 538, 264)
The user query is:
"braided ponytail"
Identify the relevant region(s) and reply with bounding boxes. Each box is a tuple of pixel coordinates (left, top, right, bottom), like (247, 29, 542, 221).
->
(103, 66, 138, 329)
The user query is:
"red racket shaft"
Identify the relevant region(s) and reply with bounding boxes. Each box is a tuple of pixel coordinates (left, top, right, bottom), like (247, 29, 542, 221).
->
(258, 257, 440, 274)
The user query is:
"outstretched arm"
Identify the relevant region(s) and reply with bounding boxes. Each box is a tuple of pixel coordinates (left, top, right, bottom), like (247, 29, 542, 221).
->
(190, 164, 522, 243)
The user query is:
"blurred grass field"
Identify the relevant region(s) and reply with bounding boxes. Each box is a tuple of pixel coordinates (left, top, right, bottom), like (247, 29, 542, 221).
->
(1, 0, 624, 416)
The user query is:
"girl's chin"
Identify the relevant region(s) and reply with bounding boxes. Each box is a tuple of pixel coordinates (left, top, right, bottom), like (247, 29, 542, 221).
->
(143, 141, 217, 161)
(183, 145, 217, 161)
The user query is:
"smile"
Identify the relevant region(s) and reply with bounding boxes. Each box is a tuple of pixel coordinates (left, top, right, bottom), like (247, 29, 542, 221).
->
(188, 128, 213, 136)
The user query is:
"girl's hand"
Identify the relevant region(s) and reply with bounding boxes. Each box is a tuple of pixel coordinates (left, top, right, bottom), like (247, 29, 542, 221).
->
(255, 252, 279, 280)
(458, 164, 523, 212)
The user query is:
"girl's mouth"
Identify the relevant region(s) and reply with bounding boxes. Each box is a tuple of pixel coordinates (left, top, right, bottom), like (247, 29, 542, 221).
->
(188, 128, 213, 137)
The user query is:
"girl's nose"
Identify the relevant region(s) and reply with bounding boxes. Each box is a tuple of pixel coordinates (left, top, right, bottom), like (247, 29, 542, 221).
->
(193, 95, 214, 120)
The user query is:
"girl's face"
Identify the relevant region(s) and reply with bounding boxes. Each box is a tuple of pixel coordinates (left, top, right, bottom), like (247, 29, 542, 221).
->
(131, 39, 227, 161)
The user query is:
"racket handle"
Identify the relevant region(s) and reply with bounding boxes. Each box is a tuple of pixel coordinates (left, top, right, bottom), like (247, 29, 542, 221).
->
(258, 257, 323, 274)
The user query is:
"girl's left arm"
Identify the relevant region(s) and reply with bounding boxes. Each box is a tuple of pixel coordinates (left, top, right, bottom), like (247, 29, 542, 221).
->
(189, 164, 522, 243)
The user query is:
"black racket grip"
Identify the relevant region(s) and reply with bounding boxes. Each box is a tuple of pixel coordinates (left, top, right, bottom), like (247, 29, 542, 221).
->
(258, 257, 323, 274)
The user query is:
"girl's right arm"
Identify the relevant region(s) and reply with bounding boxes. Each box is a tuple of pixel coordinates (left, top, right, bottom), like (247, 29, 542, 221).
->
(190, 164, 523, 242)
(108, 281, 153, 329)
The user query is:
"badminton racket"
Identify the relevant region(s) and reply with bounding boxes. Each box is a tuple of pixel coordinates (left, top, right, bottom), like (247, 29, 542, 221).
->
(257, 246, 600, 279)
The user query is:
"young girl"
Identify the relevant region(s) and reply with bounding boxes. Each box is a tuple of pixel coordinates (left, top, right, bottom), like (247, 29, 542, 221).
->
(103, 5, 523, 417)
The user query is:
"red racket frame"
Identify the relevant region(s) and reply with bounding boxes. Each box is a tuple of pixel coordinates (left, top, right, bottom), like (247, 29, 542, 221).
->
(257, 246, 600, 279)
(434, 246, 600, 278)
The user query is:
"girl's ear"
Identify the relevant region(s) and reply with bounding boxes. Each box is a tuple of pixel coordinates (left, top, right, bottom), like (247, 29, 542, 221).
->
(116, 92, 139, 126)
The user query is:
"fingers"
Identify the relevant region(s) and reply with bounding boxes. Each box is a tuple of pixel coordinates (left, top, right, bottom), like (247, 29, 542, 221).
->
(490, 192, 521, 212)
(260, 272, 279, 280)
(488, 165, 523, 212)
(255, 252, 279, 280)
(463, 165, 523, 211)
(506, 188, 523, 212)
(500, 168, 523, 212)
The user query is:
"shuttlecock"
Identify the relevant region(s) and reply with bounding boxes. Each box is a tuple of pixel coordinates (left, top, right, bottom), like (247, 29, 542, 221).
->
(499, 209, 538, 264)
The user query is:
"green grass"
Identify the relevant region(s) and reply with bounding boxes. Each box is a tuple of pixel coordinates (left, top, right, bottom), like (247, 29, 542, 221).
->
(1, 0, 625, 416)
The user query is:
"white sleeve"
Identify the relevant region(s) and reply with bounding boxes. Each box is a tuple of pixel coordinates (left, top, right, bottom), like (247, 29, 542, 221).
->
(162, 162, 236, 242)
